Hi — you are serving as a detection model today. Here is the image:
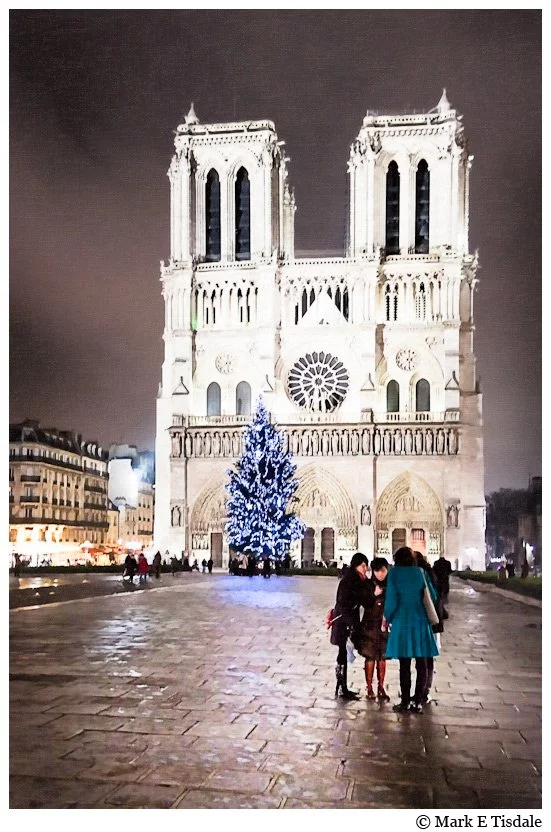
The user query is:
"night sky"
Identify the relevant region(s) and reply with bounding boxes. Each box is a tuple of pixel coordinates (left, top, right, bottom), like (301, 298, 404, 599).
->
(9, 10, 541, 493)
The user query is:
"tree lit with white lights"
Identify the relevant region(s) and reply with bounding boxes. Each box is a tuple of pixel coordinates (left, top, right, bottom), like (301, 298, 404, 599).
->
(225, 399, 305, 559)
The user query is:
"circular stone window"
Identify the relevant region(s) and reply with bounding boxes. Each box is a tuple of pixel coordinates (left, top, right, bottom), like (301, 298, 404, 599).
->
(288, 351, 349, 412)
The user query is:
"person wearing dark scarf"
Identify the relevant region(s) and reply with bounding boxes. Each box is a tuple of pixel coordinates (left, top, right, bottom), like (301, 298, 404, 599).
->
(354, 557, 390, 700)
(329, 551, 369, 700)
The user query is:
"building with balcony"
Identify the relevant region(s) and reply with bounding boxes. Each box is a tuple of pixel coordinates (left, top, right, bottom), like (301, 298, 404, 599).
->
(107, 445, 155, 554)
(154, 92, 485, 569)
(9, 420, 109, 564)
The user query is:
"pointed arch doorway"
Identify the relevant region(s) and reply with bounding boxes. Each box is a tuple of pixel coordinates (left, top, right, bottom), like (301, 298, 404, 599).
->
(293, 466, 357, 565)
(376, 471, 443, 562)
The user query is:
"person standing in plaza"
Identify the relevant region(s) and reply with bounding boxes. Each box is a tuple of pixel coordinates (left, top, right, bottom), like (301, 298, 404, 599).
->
(383, 546, 439, 713)
(414, 551, 444, 704)
(330, 552, 369, 700)
(138, 552, 149, 584)
(153, 550, 162, 579)
(207, 557, 213, 574)
(124, 552, 137, 585)
(354, 557, 390, 701)
(201, 558, 207, 573)
(432, 553, 452, 604)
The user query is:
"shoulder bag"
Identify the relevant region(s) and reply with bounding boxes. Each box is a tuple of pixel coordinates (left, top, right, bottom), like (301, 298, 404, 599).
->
(421, 570, 439, 626)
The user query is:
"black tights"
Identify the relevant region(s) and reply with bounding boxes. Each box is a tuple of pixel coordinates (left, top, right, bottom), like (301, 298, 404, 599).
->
(337, 641, 347, 665)
(399, 658, 429, 705)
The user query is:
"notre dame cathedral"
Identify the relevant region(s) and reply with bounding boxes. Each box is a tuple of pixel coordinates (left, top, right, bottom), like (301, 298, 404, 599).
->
(153, 91, 486, 571)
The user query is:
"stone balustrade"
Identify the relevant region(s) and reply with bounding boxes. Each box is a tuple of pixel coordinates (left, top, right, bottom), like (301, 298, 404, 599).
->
(172, 410, 460, 428)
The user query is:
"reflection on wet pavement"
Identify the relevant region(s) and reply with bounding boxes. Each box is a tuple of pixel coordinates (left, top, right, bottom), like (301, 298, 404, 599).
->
(9, 576, 541, 809)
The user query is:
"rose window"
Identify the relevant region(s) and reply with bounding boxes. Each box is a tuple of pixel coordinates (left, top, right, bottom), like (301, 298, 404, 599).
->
(288, 351, 349, 412)
(396, 348, 419, 371)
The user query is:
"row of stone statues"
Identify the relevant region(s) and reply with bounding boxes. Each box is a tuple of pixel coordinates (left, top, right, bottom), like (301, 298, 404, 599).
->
(170, 425, 459, 459)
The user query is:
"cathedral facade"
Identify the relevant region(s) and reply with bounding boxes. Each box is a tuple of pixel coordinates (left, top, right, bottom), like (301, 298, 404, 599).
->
(153, 92, 486, 570)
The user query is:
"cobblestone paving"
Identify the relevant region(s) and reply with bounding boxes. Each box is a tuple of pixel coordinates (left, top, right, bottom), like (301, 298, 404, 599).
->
(9, 575, 541, 809)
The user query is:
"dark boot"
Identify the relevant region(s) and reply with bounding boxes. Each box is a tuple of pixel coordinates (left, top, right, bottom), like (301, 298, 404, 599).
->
(335, 663, 344, 697)
(365, 660, 376, 698)
(340, 663, 360, 700)
(376, 660, 390, 702)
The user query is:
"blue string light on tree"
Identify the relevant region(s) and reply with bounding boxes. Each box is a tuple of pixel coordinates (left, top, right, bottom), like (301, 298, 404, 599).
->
(225, 398, 305, 559)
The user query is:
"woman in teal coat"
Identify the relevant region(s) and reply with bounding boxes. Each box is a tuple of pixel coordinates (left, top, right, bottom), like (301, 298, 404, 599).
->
(383, 546, 439, 713)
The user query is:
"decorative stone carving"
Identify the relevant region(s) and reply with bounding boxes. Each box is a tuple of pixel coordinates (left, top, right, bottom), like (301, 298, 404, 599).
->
(215, 353, 234, 374)
(360, 505, 371, 526)
(185, 433, 193, 457)
(171, 433, 182, 457)
(396, 348, 419, 371)
(425, 430, 433, 454)
(447, 504, 459, 528)
(171, 505, 182, 527)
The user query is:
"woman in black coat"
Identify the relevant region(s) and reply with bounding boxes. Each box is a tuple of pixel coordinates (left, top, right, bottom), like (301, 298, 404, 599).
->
(414, 551, 444, 704)
(330, 551, 369, 699)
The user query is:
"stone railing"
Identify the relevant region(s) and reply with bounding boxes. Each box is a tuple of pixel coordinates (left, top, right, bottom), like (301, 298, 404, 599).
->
(372, 410, 460, 423)
(173, 410, 459, 428)
(170, 423, 459, 459)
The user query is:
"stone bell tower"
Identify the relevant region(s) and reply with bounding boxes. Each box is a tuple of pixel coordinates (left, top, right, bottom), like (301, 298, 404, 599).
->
(153, 105, 294, 556)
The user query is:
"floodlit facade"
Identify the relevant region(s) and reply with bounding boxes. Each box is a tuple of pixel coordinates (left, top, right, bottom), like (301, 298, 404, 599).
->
(154, 92, 485, 570)
(9, 421, 109, 564)
(107, 445, 155, 554)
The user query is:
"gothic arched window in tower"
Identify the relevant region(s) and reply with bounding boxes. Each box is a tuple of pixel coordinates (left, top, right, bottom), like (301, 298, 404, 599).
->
(205, 169, 221, 262)
(207, 382, 221, 416)
(385, 161, 400, 255)
(415, 160, 430, 254)
(235, 167, 251, 261)
(385, 283, 399, 322)
(416, 378, 431, 413)
(415, 282, 427, 320)
(236, 381, 251, 416)
(387, 380, 400, 413)
(288, 351, 349, 413)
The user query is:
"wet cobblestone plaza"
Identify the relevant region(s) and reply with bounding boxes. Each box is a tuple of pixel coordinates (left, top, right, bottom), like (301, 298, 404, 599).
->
(9, 574, 541, 809)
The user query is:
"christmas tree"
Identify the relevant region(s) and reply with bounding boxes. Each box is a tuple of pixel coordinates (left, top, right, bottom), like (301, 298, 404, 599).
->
(225, 398, 305, 559)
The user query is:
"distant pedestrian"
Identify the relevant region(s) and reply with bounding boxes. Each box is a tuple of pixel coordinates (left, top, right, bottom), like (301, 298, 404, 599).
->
(171, 556, 178, 576)
(521, 559, 530, 579)
(432, 554, 452, 603)
(124, 553, 137, 584)
(384, 546, 439, 714)
(274, 559, 281, 576)
(138, 552, 149, 584)
(262, 557, 271, 579)
(207, 558, 213, 574)
(153, 551, 162, 579)
(506, 560, 516, 579)
(192, 558, 199, 572)
(13, 553, 22, 577)
(152, 552, 161, 579)
(201, 558, 207, 573)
